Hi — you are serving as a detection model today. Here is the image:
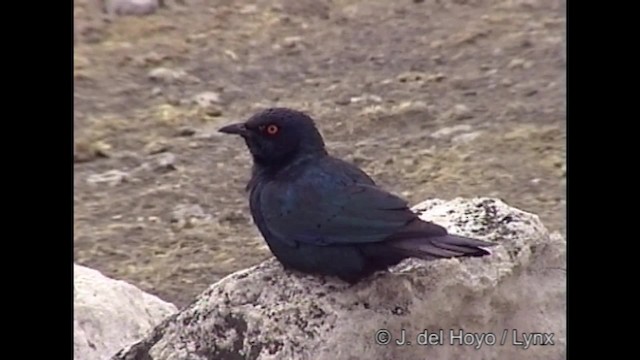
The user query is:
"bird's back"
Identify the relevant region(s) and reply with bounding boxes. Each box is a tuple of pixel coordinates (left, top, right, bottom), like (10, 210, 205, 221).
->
(275, 154, 376, 187)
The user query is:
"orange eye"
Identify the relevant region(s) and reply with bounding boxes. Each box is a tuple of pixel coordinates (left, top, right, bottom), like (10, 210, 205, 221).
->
(266, 124, 279, 135)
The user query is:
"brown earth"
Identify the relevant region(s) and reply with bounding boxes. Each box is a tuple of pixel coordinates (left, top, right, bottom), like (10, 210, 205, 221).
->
(74, 0, 566, 308)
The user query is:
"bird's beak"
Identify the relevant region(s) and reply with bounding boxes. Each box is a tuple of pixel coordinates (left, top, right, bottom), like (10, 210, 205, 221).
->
(218, 122, 248, 136)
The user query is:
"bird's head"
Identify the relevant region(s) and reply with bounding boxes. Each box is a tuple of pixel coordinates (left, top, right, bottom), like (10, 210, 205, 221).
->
(219, 108, 327, 168)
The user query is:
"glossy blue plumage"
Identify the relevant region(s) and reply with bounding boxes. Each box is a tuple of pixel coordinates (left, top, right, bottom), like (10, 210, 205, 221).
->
(219, 108, 494, 283)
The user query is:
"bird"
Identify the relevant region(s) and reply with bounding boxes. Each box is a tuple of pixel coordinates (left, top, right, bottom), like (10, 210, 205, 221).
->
(219, 108, 495, 284)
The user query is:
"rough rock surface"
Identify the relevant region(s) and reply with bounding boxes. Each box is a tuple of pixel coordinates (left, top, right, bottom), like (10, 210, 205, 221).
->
(74, 264, 178, 360)
(113, 198, 566, 360)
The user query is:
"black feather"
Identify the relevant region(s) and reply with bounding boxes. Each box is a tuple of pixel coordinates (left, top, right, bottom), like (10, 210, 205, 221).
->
(219, 108, 495, 283)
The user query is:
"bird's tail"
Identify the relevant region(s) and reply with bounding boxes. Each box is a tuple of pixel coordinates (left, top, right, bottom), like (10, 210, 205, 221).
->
(389, 234, 496, 261)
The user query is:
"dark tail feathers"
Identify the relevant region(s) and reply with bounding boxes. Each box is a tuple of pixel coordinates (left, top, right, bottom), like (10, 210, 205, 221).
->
(390, 234, 495, 261)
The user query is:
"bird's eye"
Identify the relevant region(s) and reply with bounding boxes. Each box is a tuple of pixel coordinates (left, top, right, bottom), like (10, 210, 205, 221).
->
(265, 124, 279, 135)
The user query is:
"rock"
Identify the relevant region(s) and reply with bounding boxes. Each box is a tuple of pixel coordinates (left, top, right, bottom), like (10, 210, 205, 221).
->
(282, 36, 303, 49)
(501, 78, 514, 87)
(148, 67, 200, 84)
(176, 127, 197, 137)
(87, 0, 187, 20)
(239, 4, 259, 14)
(113, 198, 566, 360)
(192, 91, 222, 107)
(431, 124, 473, 139)
(126, 51, 169, 68)
(87, 170, 130, 186)
(439, 104, 473, 121)
(452, 131, 483, 145)
(151, 152, 177, 173)
(451, 103, 472, 120)
(105, 0, 159, 17)
(129, 152, 177, 175)
(74, 141, 112, 163)
(334, 97, 351, 106)
(395, 71, 445, 84)
(350, 94, 383, 104)
(151, 87, 164, 96)
(74, 264, 177, 360)
(144, 140, 171, 155)
(170, 204, 212, 230)
(397, 71, 424, 83)
(507, 58, 534, 70)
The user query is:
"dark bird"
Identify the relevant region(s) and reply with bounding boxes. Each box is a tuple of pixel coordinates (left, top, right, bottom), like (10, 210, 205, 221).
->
(219, 108, 495, 283)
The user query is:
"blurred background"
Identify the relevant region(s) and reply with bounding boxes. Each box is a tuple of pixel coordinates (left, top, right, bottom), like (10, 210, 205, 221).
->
(74, 0, 566, 308)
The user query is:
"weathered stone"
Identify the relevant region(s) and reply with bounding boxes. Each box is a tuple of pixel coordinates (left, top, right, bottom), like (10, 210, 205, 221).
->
(113, 197, 566, 360)
(74, 264, 177, 360)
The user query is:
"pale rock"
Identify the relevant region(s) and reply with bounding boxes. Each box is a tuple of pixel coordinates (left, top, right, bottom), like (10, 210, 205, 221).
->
(74, 264, 177, 360)
(113, 198, 566, 360)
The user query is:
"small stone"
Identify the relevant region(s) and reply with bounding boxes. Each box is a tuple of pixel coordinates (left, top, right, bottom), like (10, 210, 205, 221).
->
(431, 55, 445, 65)
(144, 140, 171, 155)
(417, 147, 436, 157)
(335, 98, 351, 106)
(397, 72, 423, 83)
(105, 0, 159, 17)
(282, 36, 303, 48)
(432, 124, 473, 139)
(171, 204, 212, 230)
(73, 141, 112, 162)
(219, 210, 249, 225)
(427, 73, 447, 82)
(508, 58, 526, 69)
(452, 131, 483, 145)
(152, 152, 177, 173)
(87, 170, 130, 186)
(521, 39, 534, 48)
(501, 78, 514, 87)
(126, 51, 167, 67)
(239, 4, 258, 14)
(177, 127, 196, 137)
(452, 104, 472, 120)
(430, 40, 443, 49)
(205, 106, 223, 117)
(91, 141, 111, 156)
(350, 94, 383, 104)
(224, 50, 238, 61)
(192, 92, 221, 107)
(402, 158, 418, 167)
(74, 54, 91, 69)
(508, 58, 534, 70)
(148, 67, 199, 84)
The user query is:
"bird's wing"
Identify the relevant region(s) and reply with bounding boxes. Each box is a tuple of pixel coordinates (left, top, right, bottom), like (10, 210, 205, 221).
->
(259, 160, 445, 246)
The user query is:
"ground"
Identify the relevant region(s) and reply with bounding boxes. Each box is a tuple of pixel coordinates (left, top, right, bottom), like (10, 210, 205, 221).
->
(74, 0, 566, 308)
